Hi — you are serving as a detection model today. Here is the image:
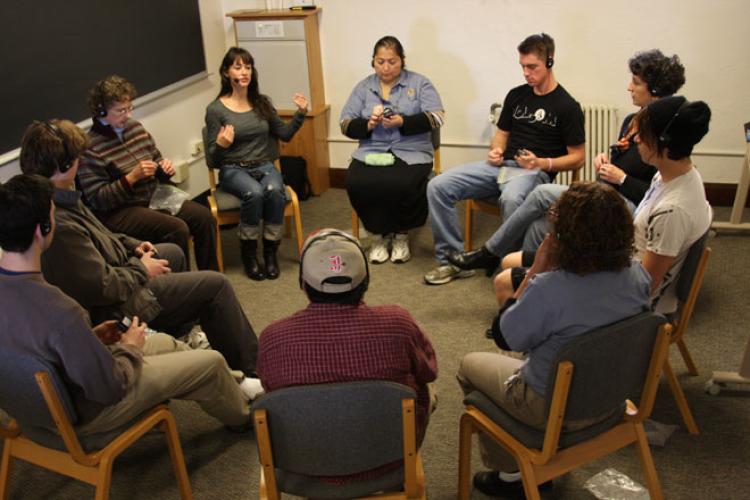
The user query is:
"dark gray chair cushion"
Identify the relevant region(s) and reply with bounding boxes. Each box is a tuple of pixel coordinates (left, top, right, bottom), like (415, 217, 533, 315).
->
(675, 231, 709, 302)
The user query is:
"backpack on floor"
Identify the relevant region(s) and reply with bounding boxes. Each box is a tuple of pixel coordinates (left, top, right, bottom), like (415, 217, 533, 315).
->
(280, 155, 312, 201)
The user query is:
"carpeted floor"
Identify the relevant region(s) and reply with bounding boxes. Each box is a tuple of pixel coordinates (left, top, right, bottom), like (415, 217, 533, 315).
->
(3, 189, 749, 499)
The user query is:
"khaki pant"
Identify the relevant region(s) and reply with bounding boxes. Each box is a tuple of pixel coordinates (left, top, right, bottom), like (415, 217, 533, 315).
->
(78, 333, 250, 435)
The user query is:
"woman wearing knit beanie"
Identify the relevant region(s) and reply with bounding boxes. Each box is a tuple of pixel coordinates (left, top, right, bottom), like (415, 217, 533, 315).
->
(632, 96, 712, 314)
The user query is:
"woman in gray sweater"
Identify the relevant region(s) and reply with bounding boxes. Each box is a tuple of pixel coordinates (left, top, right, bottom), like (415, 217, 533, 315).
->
(205, 47, 308, 280)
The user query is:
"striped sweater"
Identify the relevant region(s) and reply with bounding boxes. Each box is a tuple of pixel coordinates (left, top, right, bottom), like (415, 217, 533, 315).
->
(78, 119, 170, 214)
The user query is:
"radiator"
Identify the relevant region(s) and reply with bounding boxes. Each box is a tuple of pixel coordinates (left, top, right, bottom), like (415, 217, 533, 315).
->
(555, 105, 619, 185)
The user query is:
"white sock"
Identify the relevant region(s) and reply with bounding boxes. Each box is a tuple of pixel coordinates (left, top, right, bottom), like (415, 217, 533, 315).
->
(499, 470, 522, 482)
(239, 377, 265, 401)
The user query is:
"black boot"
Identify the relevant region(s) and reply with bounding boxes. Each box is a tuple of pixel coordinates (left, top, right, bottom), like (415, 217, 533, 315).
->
(263, 238, 280, 280)
(447, 246, 500, 276)
(240, 239, 265, 281)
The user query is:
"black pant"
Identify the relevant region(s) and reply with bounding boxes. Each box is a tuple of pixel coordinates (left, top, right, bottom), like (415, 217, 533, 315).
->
(98, 201, 219, 271)
(146, 267, 258, 377)
(346, 157, 433, 235)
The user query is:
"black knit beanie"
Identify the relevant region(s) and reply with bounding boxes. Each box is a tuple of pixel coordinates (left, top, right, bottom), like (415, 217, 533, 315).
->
(646, 95, 711, 159)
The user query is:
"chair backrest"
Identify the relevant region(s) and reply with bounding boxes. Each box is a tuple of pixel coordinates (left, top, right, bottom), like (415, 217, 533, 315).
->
(430, 127, 441, 175)
(252, 381, 416, 477)
(202, 126, 217, 170)
(675, 231, 710, 303)
(0, 351, 78, 430)
(545, 311, 668, 421)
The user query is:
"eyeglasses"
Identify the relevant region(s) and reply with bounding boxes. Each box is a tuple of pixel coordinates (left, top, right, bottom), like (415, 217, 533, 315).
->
(110, 104, 134, 116)
(546, 206, 559, 222)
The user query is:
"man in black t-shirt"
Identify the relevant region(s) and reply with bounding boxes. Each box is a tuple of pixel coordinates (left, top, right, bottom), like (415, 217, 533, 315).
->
(424, 33, 585, 285)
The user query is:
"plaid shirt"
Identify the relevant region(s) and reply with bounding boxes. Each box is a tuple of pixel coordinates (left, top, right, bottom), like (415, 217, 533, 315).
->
(258, 301, 438, 479)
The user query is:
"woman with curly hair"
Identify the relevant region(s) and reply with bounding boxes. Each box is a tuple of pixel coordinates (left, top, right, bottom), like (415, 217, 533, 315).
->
(457, 181, 652, 497)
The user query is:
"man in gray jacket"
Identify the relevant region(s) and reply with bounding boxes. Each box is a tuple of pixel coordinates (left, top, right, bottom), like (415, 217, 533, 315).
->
(19, 119, 261, 391)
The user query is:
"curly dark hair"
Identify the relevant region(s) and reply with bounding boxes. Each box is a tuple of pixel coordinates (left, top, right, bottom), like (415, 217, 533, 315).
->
(628, 50, 685, 98)
(87, 75, 137, 117)
(217, 47, 276, 122)
(551, 182, 634, 275)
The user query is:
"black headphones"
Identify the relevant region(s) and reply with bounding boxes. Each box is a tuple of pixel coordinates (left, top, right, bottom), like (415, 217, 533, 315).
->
(94, 80, 108, 117)
(40, 121, 75, 174)
(658, 101, 688, 145)
(540, 33, 554, 68)
(39, 219, 52, 236)
(298, 228, 369, 291)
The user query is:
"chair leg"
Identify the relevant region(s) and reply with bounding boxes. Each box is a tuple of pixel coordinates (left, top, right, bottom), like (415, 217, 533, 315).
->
(457, 414, 475, 500)
(464, 201, 474, 251)
(663, 360, 700, 434)
(0, 444, 14, 500)
(284, 215, 292, 238)
(159, 417, 193, 499)
(292, 203, 304, 257)
(94, 457, 114, 500)
(215, 224, 225, 273)
(352, 210, 360, 240)
(633, 422, 664, 500)
(676, 339, 699, 376)
(518, 458, 542, 500)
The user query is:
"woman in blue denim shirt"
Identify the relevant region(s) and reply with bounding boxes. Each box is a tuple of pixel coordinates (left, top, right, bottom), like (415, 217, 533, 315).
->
(340, 36, 444, 264)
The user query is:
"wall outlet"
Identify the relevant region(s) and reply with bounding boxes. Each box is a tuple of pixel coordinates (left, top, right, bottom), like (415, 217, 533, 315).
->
(171, 162, 190, 184)
(191, 140, 204, 157)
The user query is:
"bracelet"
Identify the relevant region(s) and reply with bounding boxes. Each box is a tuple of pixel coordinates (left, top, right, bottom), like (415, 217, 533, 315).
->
(619, 174, 627, 185)
(547, 158, 553, 172)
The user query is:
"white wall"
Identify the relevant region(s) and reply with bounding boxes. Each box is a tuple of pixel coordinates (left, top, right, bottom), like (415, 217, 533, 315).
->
(2, 0, 747, 188)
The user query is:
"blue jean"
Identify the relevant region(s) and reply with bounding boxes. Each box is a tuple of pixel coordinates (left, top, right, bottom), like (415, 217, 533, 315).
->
(426, 160, 550, 263)
(485, 183, 568, 257)
(492, 183, 639, 255)
(218, 163, 285, 239)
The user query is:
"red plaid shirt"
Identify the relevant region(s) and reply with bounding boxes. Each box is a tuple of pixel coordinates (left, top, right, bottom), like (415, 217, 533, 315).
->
(257, 302, 438, 481)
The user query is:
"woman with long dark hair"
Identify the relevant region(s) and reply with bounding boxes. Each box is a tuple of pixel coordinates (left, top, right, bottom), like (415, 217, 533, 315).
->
(205, 47, 308, 280)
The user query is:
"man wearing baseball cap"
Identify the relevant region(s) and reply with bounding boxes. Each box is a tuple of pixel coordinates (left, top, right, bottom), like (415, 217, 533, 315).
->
(257, 229, 438, 462)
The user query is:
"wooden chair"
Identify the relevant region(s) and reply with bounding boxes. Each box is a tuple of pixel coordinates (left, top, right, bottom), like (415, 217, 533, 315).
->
(458, 312, 671, 500)
(352, 128, 441, 239)
(463, 169, 580, 251)
(0, 353, 192, 500)
(662, 231, 712, 435)
(202, 127, 304, 272)
(253, 381, 426, 499)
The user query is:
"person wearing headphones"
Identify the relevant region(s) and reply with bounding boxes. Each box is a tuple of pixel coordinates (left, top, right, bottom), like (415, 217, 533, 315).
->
(424, 33, 585, 285)
(78, 75, 219, 271)
(205, 47, 308, 281)
(492, 96, 712, 315)
(341, 35, 445, 265)
(0, 174, 256, 435)
(449, 50, 686, 275)
(257, 229, 437, 481)
(19, 119, 262, 395)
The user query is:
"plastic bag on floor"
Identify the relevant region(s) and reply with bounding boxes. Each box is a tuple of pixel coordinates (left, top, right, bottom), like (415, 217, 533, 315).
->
(644, 418, 678, 447)
(583, 468, 650, 500)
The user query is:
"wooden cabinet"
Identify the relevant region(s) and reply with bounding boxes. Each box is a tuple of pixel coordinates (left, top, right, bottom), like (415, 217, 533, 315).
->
(228, 8, 330, 194)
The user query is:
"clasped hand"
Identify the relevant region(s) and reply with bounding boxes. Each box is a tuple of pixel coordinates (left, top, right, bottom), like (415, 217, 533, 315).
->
(368, 105, 403, 130)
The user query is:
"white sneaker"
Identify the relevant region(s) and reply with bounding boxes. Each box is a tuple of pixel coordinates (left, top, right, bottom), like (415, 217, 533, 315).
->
(390, 233, 411, 263)
(239, 377, 265, 401)
(369, 235, 390, 264)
